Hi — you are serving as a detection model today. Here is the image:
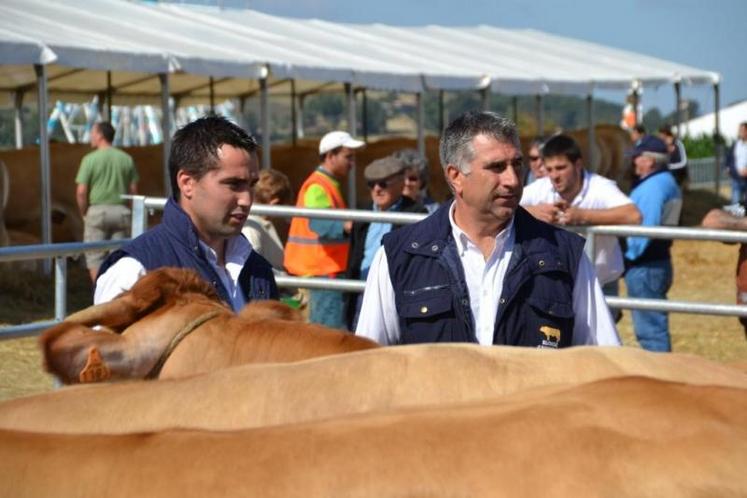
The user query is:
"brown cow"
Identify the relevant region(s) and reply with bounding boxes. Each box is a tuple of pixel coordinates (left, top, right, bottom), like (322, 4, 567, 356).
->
(3, 344, 746, 435)
(40, 267, 377, 384)
(0, 377, 745, 497)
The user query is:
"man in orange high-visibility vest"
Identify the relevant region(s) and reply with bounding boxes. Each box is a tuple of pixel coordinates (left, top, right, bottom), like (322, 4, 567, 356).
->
(284, 131, 364, 329)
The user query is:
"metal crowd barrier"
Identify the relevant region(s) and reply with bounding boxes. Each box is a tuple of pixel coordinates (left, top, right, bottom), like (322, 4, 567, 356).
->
(2, 194, 747, 340)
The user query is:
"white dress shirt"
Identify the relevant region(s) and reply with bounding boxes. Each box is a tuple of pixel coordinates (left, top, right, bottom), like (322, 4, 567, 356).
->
(521, 171, 633, 285)
(94, 234, 253, 312)
(355, 203, 621, 347)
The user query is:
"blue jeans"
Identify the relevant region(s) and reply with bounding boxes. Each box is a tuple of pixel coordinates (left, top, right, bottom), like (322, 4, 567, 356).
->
(624, 260, 673, 352)
(731, 177, 747, 204)
(309, 288, 346, 330)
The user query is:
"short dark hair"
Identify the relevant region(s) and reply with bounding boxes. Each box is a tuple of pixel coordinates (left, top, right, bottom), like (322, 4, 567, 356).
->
(439, 110, 519, 174)
(168, 115, 259, 200)
(95, 121, 116, 143)
(541, 134, 582, 163)
(319, 146, 343, 163)
(633, 124, 646, 135)
(658, 125, 675, 138)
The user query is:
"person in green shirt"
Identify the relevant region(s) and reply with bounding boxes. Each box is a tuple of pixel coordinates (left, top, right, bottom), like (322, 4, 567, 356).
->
(75, 121, 139, 282)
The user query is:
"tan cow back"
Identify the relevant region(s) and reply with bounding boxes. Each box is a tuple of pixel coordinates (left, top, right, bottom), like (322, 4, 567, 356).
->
(1, 344, 745, 434)
(1, 376, 745, 497)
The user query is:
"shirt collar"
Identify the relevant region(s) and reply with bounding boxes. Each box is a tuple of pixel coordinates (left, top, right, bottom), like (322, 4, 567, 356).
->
(448, 202, 515, 256)
(373, 197, 404, 213)
(198, 233, 252, 267)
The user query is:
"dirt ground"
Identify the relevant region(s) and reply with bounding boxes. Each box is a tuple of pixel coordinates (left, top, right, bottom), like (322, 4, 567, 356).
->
(1, 189, 746, 402)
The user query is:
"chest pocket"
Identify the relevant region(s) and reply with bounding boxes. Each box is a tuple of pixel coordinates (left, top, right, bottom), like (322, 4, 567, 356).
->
(398, 284, 463, 344)
(525, 296, 574, 348)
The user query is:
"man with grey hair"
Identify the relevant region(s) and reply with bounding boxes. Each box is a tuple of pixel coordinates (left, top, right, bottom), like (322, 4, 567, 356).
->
(624, 135, 682, 352)
(355, 110, 619, 347)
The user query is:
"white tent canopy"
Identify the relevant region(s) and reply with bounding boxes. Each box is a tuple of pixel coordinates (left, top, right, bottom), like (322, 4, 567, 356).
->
(0, 0, 723, 248)
(0, 0, 720, 104)
(682, 100, 747, 142)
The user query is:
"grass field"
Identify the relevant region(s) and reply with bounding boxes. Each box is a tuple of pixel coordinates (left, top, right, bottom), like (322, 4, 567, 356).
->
(1, 188, 745, 402)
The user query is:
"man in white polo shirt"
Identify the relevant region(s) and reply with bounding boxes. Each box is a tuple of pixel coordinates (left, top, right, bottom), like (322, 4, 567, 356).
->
(520, 134, 641, 316)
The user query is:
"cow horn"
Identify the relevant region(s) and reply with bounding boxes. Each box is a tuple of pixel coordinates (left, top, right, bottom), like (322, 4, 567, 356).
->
(64, 300, 125, 327)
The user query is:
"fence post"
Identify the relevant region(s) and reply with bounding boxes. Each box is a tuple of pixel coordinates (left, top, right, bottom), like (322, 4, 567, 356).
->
(131, 195, 148, 237)
(54, 256, 67, 322)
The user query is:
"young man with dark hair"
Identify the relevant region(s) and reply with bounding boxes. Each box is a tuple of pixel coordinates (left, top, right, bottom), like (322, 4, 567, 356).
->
(657, 125, 688, 187)
(520, 134, 641, 298)
(356, 112, 620, 347)
(94, 115, 277, 310)
(76, 121, 139, 282)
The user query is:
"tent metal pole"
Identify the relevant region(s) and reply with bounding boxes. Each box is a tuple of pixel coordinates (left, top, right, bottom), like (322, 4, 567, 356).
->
(13, 91, 24, 149)
(438, 90, 445, 131)
(586, 94, 595, 171)
(297, 94, 305, 139)
(480, 88, 490, 110)
(416, 91, 425, 156)
(159, 72, 171, 197)
(259, 76, 270, 170)
(674, 81, 682, 136)
(345, 82, 357, 208)
(713, 81, 721, 196)
(106, 71, 113, 122)
(209, 77, 215, 114)
(361, 89, 368, 142)
(290, 79, 297, 146)
(238, 96, 247, 131)
(631, 84, 640, 126)
(535, 94, 544, 137)
(34, 64, 52, 270)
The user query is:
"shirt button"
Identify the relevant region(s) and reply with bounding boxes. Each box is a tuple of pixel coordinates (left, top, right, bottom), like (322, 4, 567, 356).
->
(411, 242, 419, 249)
(461, 298, 469, 306)
(431, 244, 439, 252)
(420, 306, 428, 314)
(499, 298, 506, 304)
(538, 260, 545, 267)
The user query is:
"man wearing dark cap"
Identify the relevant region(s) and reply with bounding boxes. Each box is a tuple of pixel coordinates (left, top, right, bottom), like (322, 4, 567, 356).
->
(345, 155, 426, 329)
(624, 135, 683, 352)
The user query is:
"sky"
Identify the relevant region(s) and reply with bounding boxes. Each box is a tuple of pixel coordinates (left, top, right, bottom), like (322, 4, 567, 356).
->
(238, 0, 746, 122)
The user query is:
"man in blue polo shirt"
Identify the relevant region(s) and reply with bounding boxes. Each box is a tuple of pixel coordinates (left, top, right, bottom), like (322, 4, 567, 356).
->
(624, 135, 682, 352)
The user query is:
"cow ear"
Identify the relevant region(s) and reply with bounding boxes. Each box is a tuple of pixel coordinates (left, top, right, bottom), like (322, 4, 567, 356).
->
(79, 347, 111, 383)
(176, 170, 195, 199)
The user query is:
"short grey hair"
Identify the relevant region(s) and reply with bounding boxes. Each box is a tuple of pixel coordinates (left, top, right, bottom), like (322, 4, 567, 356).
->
(393, 148, 429, 186)
(439, 111, 520, 175)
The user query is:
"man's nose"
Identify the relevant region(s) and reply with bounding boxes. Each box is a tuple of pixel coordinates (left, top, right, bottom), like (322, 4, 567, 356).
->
(502, 165, 521, 188)
(237, 189, 253, 207)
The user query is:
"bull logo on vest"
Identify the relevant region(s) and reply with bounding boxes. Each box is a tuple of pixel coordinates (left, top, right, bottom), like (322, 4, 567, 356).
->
(538, 325, 561, 349)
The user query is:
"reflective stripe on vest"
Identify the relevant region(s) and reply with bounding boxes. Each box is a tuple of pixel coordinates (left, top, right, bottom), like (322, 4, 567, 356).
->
(284, 170, 350, 276)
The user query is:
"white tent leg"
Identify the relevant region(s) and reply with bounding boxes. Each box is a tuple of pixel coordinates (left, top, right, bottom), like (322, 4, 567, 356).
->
(13, 91, 23, 149)
(34, 64, 52, 273)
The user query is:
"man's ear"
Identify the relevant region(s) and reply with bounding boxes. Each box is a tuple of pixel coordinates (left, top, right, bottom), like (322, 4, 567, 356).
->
(176, 170, 195, 199)
(446, 164, 464, 196)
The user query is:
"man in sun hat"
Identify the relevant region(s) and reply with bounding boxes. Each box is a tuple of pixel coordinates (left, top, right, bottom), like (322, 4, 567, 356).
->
(624, 135, 682, 352)
(284, 130, 364, 329)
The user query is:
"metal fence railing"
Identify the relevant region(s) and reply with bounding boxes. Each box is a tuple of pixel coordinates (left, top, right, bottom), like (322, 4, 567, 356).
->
(688, 156, 729, 189)
(3, 194, 747, 340)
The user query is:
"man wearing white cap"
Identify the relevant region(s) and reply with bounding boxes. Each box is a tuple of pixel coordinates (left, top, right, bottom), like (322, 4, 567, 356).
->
(284, 130, 364, 329)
